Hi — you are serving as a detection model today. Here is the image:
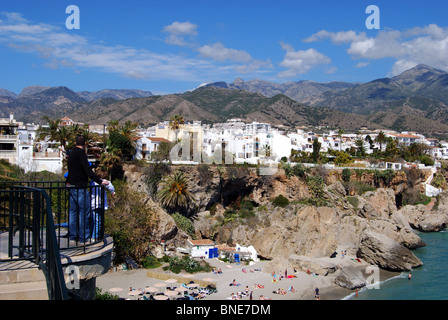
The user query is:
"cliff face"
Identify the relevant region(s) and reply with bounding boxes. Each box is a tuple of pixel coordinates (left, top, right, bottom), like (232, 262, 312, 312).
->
(122, 164, 448, 273)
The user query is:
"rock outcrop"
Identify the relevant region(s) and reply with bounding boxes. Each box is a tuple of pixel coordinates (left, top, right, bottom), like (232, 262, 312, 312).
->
(333, 266, 368, 290)
(356, 230, 422, 271)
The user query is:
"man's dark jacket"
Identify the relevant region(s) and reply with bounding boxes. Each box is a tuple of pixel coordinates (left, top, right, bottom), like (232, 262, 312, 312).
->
(66, 147, 102, 187)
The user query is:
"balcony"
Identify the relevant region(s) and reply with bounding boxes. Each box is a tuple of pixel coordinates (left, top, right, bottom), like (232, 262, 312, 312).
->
(0, 181, 113, 300)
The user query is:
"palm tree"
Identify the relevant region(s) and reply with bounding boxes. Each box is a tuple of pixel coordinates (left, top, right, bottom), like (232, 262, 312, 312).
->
(106, 120, 120, 133)
(169, 115, 184, 142)
(99, 152, 123, 180)
(56, 125, 74, 152)
(157, 170, 194, 211)
(120, 120, 138, 140)
(375, 131, 387, 152)
(37, 116, 61, 142)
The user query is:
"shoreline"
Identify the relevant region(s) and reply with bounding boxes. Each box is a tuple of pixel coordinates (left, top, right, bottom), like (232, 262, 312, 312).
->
(96, 256, 402, 301)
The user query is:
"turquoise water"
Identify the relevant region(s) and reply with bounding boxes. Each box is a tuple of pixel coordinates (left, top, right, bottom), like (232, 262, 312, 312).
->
(346, 229, 448, 300)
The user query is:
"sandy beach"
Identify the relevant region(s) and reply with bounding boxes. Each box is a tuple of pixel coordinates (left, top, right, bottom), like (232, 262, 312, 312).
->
(96, 258, 356, 301)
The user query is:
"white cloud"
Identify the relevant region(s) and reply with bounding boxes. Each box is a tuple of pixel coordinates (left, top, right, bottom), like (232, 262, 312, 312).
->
(163, 21, 198, 35)
(278, 42, 331, 78)
(0, 13, 233, 82)
(197, 42, 252, 63)
(304, 30, 366, 44)
(356, 61, 370, 68)
(162, 21, 198, 46)
(305, 25, 448, 76)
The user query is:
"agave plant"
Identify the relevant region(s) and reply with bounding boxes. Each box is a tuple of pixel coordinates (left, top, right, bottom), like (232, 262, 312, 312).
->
(157, 170, 194, 210)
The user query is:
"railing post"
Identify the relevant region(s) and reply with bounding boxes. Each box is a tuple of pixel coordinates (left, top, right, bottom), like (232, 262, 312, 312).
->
(32, 190, 41, 264)
(8, 190, 14, 258)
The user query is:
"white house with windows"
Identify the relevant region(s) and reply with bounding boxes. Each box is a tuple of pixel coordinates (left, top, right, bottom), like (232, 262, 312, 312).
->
(187, 239, 218, 259)
(134, 136, 171, 160)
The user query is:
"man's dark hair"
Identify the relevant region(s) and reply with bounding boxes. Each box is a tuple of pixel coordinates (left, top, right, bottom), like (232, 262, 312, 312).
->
(75, 135, 85, 146)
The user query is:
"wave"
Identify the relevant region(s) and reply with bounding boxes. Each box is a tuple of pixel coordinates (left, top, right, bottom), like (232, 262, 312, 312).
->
(341, 272, 406, 300)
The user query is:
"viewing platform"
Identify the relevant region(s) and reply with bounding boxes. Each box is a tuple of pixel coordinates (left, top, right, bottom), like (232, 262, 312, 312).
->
(0, 181, 114, 300)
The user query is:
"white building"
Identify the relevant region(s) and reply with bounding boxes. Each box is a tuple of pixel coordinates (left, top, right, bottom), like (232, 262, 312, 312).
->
(187, 239, 217, 259)
(134, 136, 171, 160)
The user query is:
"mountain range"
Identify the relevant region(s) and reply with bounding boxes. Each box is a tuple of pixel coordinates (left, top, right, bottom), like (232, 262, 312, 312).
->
(1, 64, 448, 135)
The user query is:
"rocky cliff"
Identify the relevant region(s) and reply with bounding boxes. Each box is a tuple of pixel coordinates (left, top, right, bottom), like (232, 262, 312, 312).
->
(122, 164, 448, 289)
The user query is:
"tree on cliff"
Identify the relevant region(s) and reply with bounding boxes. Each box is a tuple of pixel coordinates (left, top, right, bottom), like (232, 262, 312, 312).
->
(169, 114, 185, 142)
(157, 170, 195, 214)
(312, 138, 321, 163)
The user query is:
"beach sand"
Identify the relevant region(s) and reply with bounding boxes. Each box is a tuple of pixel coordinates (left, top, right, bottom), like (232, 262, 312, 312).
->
(96, 258, 356, 301)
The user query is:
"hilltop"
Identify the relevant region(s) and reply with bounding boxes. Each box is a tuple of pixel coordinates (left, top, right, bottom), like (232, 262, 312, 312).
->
(2, 64, 448, 135)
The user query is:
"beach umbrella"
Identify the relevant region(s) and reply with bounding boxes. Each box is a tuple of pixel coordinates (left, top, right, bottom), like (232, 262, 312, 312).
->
(165, 278, 178, 289)
(109, 287, 123, 293)
(175, 287, 186, 293)
(154, 282, 167, 292)
(153, 295, 169, 300)
(145, 287, 158, 293)
(164, 290, 179, 297)
(127, 290, 140, 300)
(202, 277, 215, 282)
(165, 278, 178, 284)
(154, 283, 166, 287)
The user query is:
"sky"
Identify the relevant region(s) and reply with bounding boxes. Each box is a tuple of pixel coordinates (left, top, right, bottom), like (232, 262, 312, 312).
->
(0, 0, 448, 95)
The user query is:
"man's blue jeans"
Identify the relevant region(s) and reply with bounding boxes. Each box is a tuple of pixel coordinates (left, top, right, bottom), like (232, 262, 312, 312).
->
(68, 187, 91, 242)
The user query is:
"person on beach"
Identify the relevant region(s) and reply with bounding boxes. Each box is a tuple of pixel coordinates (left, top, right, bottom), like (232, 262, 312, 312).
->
(408, 273, 412, 280)
(315, 287, 320, 300)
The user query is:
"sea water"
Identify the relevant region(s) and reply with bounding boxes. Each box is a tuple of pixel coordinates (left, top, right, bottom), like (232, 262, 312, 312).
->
(345, 229, 448, 300)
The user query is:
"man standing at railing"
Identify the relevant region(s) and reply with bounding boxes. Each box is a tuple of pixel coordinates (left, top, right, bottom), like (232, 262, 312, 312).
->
(66, 135, 109, 243)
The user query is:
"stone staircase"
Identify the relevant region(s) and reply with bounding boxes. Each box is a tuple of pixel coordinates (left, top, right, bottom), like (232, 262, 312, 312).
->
(0, 264, 49, 300)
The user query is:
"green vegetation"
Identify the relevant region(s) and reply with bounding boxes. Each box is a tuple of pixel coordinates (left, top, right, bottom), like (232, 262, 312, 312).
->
(144, 162, 171, 199)
(162, 255, 212, 274)
(172, 212, 195, 237)
(342, 168, 352, 182)
(271, 195, 290, 207)
(374, 169, 396, 185)
(105, 180, 159, 264)
(347, 196, 359, 210)
(282, 162, 307, 178)
(95, 287, 119, 300)
(306, 175, 325, 198)
(140, 255, 163, 269)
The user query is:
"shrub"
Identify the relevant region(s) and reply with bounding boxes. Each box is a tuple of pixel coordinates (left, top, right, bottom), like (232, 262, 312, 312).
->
(307, 175, 325, 198)
(420, 155, 434, 166)
(95, 288, 119, 300)
(342, 168, 352, 182)
(141, 255, 162, 269)
(374, 169, 396, 185)
(172, 212, 195, 237)
(271, 195, 290, 207)
(292, 163, 307, 177)
(105, 180, 159, 264)
(163, 256, 212, 274)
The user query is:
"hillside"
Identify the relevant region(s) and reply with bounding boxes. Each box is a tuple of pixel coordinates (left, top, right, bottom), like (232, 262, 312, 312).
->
(67, 86, 383, 131)
(205, 78, 358, 103)
(2, 64, 448, 134)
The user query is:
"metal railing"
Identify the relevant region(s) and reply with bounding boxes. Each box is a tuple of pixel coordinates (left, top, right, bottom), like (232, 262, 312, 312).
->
(0, 181, 106, 300)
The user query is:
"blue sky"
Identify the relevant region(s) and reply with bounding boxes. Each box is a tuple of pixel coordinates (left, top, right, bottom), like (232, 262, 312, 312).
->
(1, 0, 448, 95)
